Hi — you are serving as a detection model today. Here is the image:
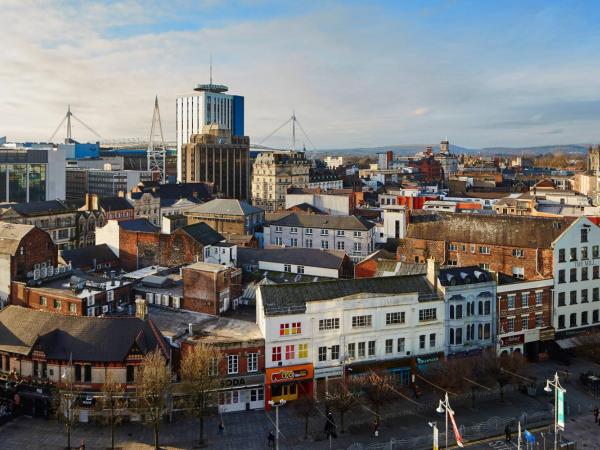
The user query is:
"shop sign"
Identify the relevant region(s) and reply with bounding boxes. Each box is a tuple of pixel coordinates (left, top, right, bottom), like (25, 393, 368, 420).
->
(500, 334, 524, 347)
(416, 355, 439, 366)
(539, 327, 555, 341)
(314, 366, 342, 378)
(267, 364, 313, 384)
(220, 374, 264, 389)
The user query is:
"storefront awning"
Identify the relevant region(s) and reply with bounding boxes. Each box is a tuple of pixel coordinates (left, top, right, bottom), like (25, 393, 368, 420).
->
(554, 336, 579, 349)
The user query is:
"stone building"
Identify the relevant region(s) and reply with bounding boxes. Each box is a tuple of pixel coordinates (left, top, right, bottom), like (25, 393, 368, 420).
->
(251, 151, 311, 212)
(184, 198, 264, 236)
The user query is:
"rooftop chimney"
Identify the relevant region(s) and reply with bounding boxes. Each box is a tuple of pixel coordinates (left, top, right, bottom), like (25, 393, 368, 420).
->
(135, 295, 148, 320)
(426, 257, 440, 291)
(188, 323, 193, 335)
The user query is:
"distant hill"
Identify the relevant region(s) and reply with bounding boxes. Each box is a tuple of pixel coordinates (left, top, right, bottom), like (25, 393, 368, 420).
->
(311, 143, 592, 157)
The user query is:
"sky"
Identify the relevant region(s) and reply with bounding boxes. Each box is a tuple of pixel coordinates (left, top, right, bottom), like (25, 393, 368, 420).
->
(1, 0, 600, 150)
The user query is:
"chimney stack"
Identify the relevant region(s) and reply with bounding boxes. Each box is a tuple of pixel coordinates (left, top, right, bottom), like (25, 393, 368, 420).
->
(188, 323, 194, 335)
(135, 295, 148, 320)
(426, 257, 440, 291)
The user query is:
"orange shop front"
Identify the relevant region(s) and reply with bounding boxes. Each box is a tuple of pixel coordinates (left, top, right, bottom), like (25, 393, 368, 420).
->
(265, 364, 313, 409)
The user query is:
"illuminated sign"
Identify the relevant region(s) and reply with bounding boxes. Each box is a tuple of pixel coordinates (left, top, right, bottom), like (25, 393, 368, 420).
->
(267, 364, 313, 384)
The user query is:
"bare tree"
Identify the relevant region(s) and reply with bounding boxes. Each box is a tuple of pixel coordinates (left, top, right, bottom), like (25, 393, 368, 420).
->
(575, 330, 600, 364)
(430, 357, 476, 395)
(326, 377, 357, 433)
(293, 394, 316, 439)
(480, 350, 529, 401)
(97, 373, 127, 450)
(136, 350, 172, 450)
(354, 370, 398, 422)
(180, 343, 222, 447)
(54, 363, 79, 450)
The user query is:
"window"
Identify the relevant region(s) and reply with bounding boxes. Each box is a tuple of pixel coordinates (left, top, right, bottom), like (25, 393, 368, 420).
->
(535, 291, 543, 306)
(558, 270, 565, 284)
(570, 268, 577, 282)
(272, 346, 281, 362)
(478, 324, 483, 339)
(594, 287, 600, 302)
(570, 248, 577, 261)
(478, 301, 483, 315)
(352, 315, 372, 328)
(569, 313, 577, 328)
(290, 227, 298, 234)
(290, 238, 298, 247)
(280, 322, 301, 335)
(331, 345, 339, 360)
(275, 237, 283, 245)
(593, 245, 599, 259)
(285, 345, 295, 360)
(429, 333, 436, 348)
(558, 292, 566, 306)
(581, 228, 589, 243)
(319, 318, 340, 330)
(275, 226, 282, 233)
(318, 346, 327, 362)
(456, 304, 463, 319)
(448, 243, 457, 251)
(347, 343, 356, 358)
(306, 239, 313, 248)
(558, 249, 566, 263)
(250, 388, 264, 402)
(298, 344, 308, 358)
(227, 355, 239, 374)
(54, 299, 61, 309)
(582, 267, 589, 281)
(353, 242, 362, 253)
(386, 312, 406, 325)
(247, 353, 258, 372)
(321, 229, 329, 236)
(358, 342, 366, 357)
(521, 315, 528, 331)
(69, 303, 76, 313)
(507, 295, 515, 309)
(336, 230, 345, 236)
(368, 340, 376, 356)
(582, 289, 589, 303)
(419, 335, 426, 349)
(470, 244, 475, 253)
(521, 293, 529, 307)
(418, 308, 437, 322)
(284, 264, 291, 272)
(353, 231, 362, 237)
(280, 323, 289, 335)
(450, 305, 454, 319)
(570, 290, 577, 305)
(558, 315, 565, 329)
(450, 328, 455, 345)
(337, 241, 345, 251)
(321, 240, 329, 249)
(305, 228, 313, 235)
(39, 296, 47, 306)
(479, 246, 491, 254)
(512, 267, 524, 279)
(507, 318, 515, 333)
(84, 365, 91, 383)
(126, 365, 135, 383)
(582, 246, 589, 260)
(582, 311, 589, 325)
(485, 300, 491, 315)
(385, 339, 393, 354)
(594, 266, 599, 280)
(397, 338, 405, 352)
(297, 265, 304, 274)
(535, 313, 543, 328)
(512, 249, 524, 258)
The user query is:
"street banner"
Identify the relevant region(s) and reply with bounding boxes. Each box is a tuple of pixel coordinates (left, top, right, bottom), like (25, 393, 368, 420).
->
(433, 425, 439, 450)
(448, 410, 464, 447)
(517, 421, 521, 450)
(557, 389, 565, 430)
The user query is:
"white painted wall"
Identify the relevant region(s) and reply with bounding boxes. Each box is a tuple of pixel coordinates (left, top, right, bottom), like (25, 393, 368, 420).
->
(95, 220, 121, 257)
(258, 260, 339, 279)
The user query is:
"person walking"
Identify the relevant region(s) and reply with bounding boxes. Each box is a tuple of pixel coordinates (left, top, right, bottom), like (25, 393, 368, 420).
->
(267, 430, 275, 447)
(372, 417, 380, 437)
(218, 420, 225, 435)
(594, 406, 599, 423)
(504, 424, 511, 442)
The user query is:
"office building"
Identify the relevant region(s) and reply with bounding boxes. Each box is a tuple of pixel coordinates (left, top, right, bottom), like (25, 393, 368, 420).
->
(181, 125, 250, 199)
(66, 168, 154, 201)
(176, 82, 244, 181)
(0, 142, 65, 202)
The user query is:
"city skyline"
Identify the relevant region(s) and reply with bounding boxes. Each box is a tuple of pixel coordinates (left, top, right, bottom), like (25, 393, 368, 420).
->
(1, 0, 599, 148)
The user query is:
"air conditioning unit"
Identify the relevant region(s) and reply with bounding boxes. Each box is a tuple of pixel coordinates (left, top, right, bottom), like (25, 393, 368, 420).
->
(33, 269, 41, 280)
(40, 268, 47, 278)
(102, 305, 109, 314)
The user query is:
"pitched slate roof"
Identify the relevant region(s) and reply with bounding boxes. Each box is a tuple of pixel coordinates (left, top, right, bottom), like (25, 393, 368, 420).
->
(406, 211, 573, 249)
(7, 200, 72, 216)
(438, 266, 492, 287)
(187, 199, 263, 216)
(178, 222, 224, 245)
(0, 306, 166, 361)
(270, 212, 375, 231)
(259, 275, 438, 316)
(238, 247, 347, 270)
(99, 197, 133, 211)
(61, 244, 118, 269)
(0, 222, 36, 256)
(119, 218, 160, 233)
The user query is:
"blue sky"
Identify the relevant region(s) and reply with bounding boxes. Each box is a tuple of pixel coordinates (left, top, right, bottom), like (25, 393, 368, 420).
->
(1, 0, 599, 149)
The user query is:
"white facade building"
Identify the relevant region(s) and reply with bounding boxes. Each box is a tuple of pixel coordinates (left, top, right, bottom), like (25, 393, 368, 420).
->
(552, 217, 600, 334)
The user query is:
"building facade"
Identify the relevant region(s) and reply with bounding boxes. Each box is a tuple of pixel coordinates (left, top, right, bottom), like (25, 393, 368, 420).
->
(184, 199, 264, 236)
(182, 261, 243, 315)
(251, 151, 311, 212)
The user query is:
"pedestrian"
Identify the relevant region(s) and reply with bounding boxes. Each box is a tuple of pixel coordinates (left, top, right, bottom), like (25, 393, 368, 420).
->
(267, 430, 275, 447)
(79, 440, 85, 450)
(218, 420, 225, 435)
(372, 418, 380, 437)
(594, 406, 599, 423)
(504, 424, 511, 442)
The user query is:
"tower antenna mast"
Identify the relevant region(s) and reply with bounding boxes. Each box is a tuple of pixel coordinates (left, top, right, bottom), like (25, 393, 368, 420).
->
(147, 95, 167, 182)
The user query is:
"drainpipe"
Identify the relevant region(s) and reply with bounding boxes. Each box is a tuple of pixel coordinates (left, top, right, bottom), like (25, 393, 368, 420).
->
(535, 248, 543, 278)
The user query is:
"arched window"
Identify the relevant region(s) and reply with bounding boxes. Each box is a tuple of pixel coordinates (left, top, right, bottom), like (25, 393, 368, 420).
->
(457, 305, 463, 319)
(478, 324, 483, 339)
(478, 301, 483, 315)
(450, 305, 454, 319)
(450, 328, 455, 345)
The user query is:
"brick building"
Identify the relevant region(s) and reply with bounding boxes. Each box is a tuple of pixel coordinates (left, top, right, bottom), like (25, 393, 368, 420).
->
(397, 212, 573, 280)
(11, 269, 132, 317)
(182, 262, 243, 315)
(0, 222, 57, 307)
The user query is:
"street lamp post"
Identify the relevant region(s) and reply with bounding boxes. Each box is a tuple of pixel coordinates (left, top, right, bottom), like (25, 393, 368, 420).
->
(436, 392, 452, 450)
(428, 421, 439, 450)
(544, 372, 565, 450)
(268, 399, 286, 450)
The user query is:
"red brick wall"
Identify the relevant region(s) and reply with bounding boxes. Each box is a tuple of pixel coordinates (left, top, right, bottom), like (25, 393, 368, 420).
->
(182, 267, 220, 314)
(119, 229, 161, 271)
(397, 238, 554, 279)
(497, 286, 552, 332)
(11, 228, 57, 284)
(355, 258, 377, 278)
(160, 229, 204, 267)
(180, 340, 265, 377)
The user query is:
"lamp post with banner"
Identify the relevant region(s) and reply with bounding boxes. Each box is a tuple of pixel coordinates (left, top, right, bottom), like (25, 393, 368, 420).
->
(544, 372, 566, 450)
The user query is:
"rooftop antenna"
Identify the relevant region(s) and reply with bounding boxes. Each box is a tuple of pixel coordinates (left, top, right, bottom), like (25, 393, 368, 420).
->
(210, 54, 213, 86)
(147, 95, 167, 182)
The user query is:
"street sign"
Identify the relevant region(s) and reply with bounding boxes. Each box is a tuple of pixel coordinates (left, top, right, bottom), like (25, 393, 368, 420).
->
(557, 389, 565, 430)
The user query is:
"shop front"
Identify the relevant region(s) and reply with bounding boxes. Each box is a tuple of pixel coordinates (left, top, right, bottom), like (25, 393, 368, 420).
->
(499, 333, 525, 355)
(265, 364, 313, 408)
(217, 374, 265, 413)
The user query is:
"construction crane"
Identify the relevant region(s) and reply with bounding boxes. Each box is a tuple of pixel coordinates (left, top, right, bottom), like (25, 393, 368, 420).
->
(48, 105, 102, 143)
